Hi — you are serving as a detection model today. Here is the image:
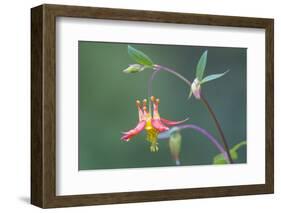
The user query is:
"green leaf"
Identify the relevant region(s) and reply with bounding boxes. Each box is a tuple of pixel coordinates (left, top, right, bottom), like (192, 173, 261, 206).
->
(128, 45, 154, 67)
(200, 70, 230, 84)
(188, 87, 193, 99)
(213, 141, 247, 165)
(213, 154, 229, 165)
(196, 50, 208, 81)
(232, 141, 247, 152)
(213, 150, 238, 165)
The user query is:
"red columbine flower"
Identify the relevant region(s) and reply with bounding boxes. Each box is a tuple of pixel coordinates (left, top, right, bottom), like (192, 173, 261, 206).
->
(121, 96, 189, 152)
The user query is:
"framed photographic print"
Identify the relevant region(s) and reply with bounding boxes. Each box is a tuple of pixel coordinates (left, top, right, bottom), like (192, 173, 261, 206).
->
(31, 4, 274, 208)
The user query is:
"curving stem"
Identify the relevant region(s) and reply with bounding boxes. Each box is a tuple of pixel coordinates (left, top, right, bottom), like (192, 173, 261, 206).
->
(158, 124, 230, 163)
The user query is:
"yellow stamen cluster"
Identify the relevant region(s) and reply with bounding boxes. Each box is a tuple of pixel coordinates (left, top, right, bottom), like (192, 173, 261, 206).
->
(145, 119, 159, 152)
(136, 96, 161, 152)
(146, 127, 159, 152)
(149, 97, 160, 152)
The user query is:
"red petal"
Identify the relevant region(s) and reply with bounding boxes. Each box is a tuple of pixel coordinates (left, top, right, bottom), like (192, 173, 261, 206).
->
(151, 119, 169, 132)
(121, 120, 146, 141)
(160, 117, 189, 126)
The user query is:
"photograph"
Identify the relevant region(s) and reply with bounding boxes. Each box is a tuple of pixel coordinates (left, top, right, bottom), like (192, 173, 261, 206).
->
(30, 4, 274, 208)
(78, 42, 247, 170)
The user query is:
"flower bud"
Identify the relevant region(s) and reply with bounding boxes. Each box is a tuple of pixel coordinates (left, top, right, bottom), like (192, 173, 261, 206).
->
(191, 78, 201, 99)
(169, 130, 182, 165)
(123, 64, 145, 74)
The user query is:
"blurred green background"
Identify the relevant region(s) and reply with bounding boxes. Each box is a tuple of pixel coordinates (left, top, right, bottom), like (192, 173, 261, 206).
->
(78, 41, 247, 170)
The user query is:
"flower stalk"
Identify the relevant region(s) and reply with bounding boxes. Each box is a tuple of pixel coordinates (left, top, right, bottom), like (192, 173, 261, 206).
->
(200, 94, 233, 163)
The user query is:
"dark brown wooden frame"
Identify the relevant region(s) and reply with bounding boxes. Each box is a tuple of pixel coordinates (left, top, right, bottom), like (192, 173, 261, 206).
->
(31, 4, 274, 208)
